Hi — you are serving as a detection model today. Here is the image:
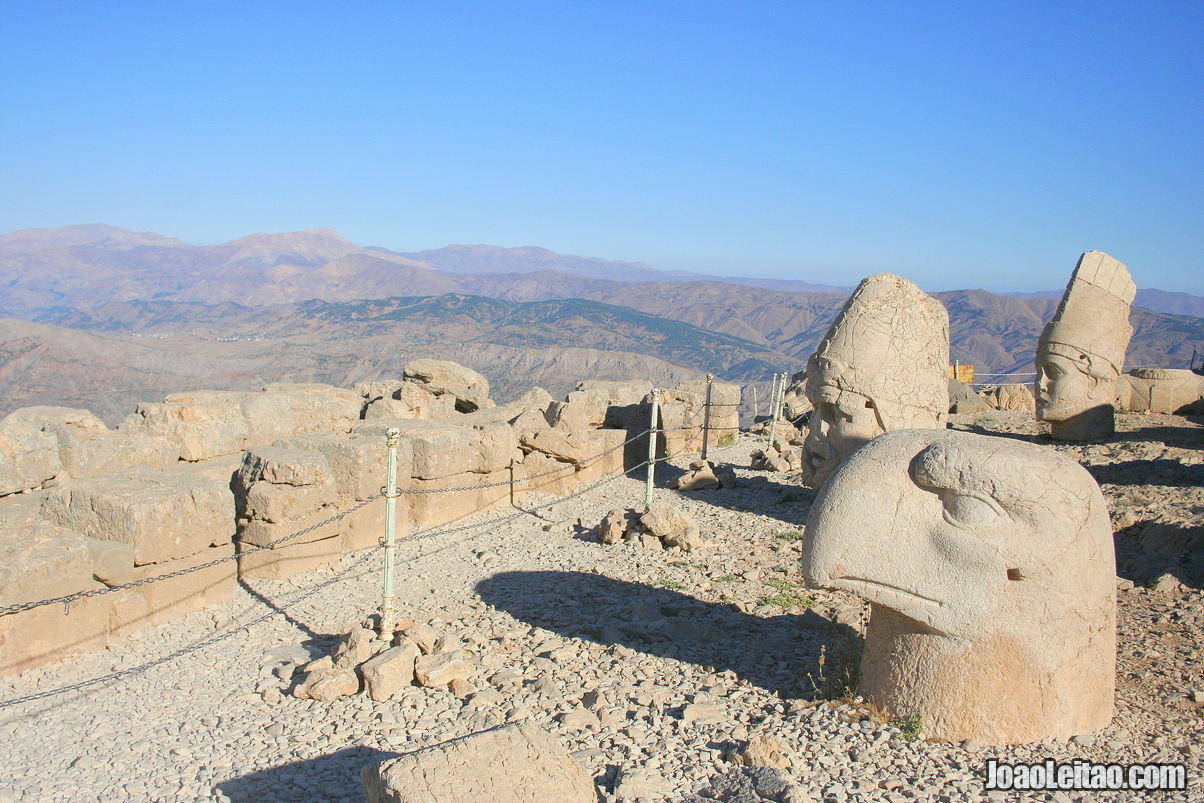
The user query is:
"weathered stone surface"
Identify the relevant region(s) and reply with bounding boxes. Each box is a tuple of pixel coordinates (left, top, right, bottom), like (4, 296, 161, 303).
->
(0, 408, 64, 495)
(0, 515, 95, 605)
(236, 532, 344, 581)
(40, 458, 239, 565)
(802, 273, 950, 488)
(669, 460, 721, 491)
(947, 379, 988, 414)
(641, 503, 703, 552)
(1117, 368, 1204, 414)
(236, 447, 330, 490)
(333, 626, 379, 670)
(594, 508, 638, 545)
(360, 381, 457, 421)
(306, 669, 360, 701)
(120, 391, 251, 462)
(404, 359, 492, 412)
(352, 420, 516, 480)
(127, 543, 237, 626)
(732, 734, 794, 770)
(362, 641, 421, 701)
(83, 536, 135, 586)
(361, 721, 596, 803)
(406, 468, 510, 529)
(803, 429, 1115, 744)
(414, 650, 473, 687)
(980, 383, 1036, 413)
(1035, 251, 1136, 440)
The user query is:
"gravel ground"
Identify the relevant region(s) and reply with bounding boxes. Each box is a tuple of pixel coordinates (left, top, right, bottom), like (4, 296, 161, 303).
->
(1, 421, 1201, 803)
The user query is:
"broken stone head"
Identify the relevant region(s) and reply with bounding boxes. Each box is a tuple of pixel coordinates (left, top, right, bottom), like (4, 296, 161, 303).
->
(802, 273, 949, 488)
(1035, 251, 1135, 440)
(803, 429, 1115, 744)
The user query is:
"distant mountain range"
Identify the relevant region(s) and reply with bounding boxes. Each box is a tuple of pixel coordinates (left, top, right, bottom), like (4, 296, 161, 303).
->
(0, 224, 1200, 422)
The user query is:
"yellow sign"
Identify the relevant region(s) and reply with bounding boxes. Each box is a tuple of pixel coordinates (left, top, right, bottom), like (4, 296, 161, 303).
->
(948, 364, 975, 383)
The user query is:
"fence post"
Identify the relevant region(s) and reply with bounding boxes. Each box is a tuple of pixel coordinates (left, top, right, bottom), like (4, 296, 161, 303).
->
(645, 388, 660, 511)
(701, 374, 714, 461)
(768, 373, 782, 449)
(751, 386, 759, 420)
(380, 427, 400, 637)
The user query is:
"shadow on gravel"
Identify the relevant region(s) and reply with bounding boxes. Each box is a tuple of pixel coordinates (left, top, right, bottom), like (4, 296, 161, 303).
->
(682, 475, 816, 527)
(1085, 458, 1204, 489)
(1113, 519, 1204, 589)
(476, 571, 861, 699)
(216, 746, 394, 803)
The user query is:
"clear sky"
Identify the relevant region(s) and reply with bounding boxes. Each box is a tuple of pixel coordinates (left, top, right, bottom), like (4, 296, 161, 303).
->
(1, 1, 1200, 292)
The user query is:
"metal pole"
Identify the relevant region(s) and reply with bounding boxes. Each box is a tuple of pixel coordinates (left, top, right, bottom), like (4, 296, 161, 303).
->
(645, 389, 660, 511)
(380, 427, 400, 637)
(767, 373, 780, 449)
(701, 374, 714, 461)
(751, 386, 759, 419)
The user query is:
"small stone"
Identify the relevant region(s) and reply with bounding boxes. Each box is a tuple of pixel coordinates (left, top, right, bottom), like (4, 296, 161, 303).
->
(681, 702, 725, 724)
(559, 708, 601, 729)
(306, 669, 359, 702)
(415, 650, 472, 687)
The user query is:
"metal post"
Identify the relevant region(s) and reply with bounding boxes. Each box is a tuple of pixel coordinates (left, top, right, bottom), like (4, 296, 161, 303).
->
(768, 373, 782, 449)
(751, 386, 759, 420)
(701, 374, 714, 461)
(380, 427, 400, 637)
(645, 388, 660, 511)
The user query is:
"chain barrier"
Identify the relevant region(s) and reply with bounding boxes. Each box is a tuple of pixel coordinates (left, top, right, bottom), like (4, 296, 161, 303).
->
(0, 548, 381, 710)
(2, 406, 710, 619)
(0, 409, 735, 710)
(0, 494, 383, 618)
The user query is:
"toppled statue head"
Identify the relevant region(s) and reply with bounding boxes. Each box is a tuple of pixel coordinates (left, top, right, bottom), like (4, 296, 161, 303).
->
(1035, 251, 1135, 440)
(803, 429, 1115, 744)
(802, 274, 949, 488)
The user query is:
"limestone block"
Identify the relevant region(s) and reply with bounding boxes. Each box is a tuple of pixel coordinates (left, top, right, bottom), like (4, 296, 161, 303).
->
(512, 451, 574, 498)
(0, 517, 96, 605)
(244, 480, 336, 523)
(362, 721, 596, 803)
(83, 537, 135, 586)
(803, 429, 1115, 744)
(404, 359, 492, 412)
(123, 392, 251, 462)
(351, 420, 516, 480)
(246, 383, 362, 440)
(1126, 368, 1204, 414)
(236, 532, 344, 581)
(802, 273, 950, 488)
(362, 641, 421, 701)
(546, 400, 600, 431)
(0, 408, 63, 495)
(238, 505, 348, 548)
(641, 503, 704, 551)
(129, 543, 237, 626)
(407, 469, 510, 529)
(275, 432, 400, 501)
(1035, 251, 1136, 440)
(0, 582, 113, 676)
(947, 379, 988, 414)
(236, 447, 331, 491)
(7, 406, 129, 481)
(40, 458, 240, 565)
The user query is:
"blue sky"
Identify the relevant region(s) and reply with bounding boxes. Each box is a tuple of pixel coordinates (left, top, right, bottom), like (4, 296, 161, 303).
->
(1, 1, 1200, 292)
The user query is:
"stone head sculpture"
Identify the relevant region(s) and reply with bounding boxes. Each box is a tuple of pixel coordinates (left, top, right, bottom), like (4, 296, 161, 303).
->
(802, 273, 949, 488)
(803, 429, 1115, 744)
(1035, 251, 1135, 440)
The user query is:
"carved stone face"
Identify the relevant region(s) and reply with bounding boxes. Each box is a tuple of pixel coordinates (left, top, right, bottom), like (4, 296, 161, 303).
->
(801, 387, 884, 488)
(803, 429, 1115, 744)
(1034, 348, 1110, 422)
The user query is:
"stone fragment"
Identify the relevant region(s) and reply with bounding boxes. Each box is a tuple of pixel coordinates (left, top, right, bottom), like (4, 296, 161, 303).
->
(947, 379, 989, 414)
(1035, 251, 1136, 440)
(1117, 368, 1204, 414)
(82, 537, 135, 586)
(404, 359, 492, 412)
(594, 508, 638, 545)
(558, 708, 601, 729)
(361, 642, 421, 701)
(333, 626, 378, 670)
(405, 623, 441, 654)
(414, 650, 473, 687)
(670, 460, 721, 491)
(681, 702, 725, 724)
(732, 735, 794, 770)
(306, 669, 360, 702)
(640, 503, 703, 551)
(801, 273, 949, 488)
(361, 721, 596, 803)
(0, 408, 63, 495)
(803, 429, 1115, 744)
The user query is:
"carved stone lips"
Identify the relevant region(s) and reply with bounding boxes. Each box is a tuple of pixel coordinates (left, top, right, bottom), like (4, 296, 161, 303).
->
(833, 577, 942, 611)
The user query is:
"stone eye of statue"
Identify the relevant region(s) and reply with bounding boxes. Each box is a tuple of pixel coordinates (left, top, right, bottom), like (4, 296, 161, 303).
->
(939, 491, 1000, 529)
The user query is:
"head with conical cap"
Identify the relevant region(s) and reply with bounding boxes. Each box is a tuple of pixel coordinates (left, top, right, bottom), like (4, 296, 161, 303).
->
(1035, 251, 1135, 439)
(802, 273, 950, 488)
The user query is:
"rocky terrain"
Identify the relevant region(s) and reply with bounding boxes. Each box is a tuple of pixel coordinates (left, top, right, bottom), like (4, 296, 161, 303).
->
(1, 411, 1200, 803)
